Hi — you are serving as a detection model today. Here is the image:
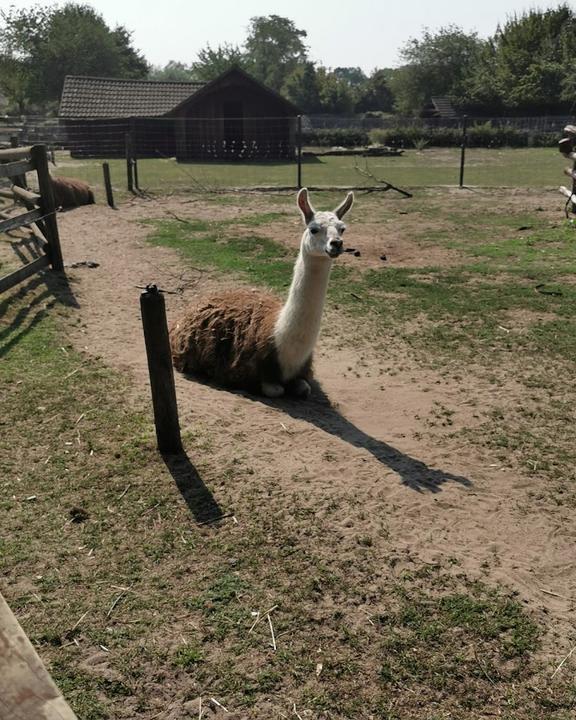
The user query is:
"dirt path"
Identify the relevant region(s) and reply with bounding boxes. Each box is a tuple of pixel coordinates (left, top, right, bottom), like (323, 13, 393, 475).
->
(57, 196, 575, 664)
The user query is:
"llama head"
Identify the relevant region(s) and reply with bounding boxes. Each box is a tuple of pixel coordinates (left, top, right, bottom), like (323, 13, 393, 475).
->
(297, 188, 354, 259)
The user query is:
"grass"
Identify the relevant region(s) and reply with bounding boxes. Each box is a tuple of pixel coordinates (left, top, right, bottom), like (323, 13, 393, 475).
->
(143, 191, 576, 502)
(1, 275, 574, 718)
(3, 181, 576, 717)
(50, 147, 565, 204)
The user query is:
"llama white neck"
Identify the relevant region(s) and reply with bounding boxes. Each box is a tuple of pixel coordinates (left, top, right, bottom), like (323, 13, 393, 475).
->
(273, 247, 332, 380)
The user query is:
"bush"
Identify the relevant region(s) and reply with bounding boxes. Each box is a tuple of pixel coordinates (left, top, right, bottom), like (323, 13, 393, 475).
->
(302, 128, 370, 148)
(369, 122, 558, 149)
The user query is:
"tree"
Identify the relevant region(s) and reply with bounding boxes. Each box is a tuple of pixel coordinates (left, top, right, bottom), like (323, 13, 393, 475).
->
(192, 43, 247, 81)
(315, 68, 356, 113)
(149, 61, 197, 82)
(244, 15, 308, 91)
(283, 62, 322, 112)
(0, 3, 148, 110)
(479, 5, 576, 113)
(391, 26, 484, 114)
(355, 69, 395, 112)
(0, 4, 50, 111)
(332, 67, 367, 87)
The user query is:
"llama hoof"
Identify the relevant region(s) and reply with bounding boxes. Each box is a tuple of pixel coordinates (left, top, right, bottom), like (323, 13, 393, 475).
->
(287, 378, 311, 399)
(262, 382, 285, 398)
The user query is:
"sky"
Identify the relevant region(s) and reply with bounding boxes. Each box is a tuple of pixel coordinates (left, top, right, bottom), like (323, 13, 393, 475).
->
(4, 0, 575, 72)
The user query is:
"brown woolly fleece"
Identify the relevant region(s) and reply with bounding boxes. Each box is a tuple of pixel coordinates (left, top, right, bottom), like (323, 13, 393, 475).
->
(170, 289, 313, 393)
(51, 176, 95, 210)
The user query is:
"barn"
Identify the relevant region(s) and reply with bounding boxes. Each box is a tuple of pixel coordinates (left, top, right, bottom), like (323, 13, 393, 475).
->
(59, 67, 300, 161)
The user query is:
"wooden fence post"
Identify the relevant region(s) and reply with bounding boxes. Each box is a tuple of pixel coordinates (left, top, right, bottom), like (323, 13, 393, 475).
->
(296, 115, 303, 190)
(30, 144, 64, 272)
(102, 162, 115, 208)
(140, 285, 183, 455)
(10, 135, 26, 189)
(125, 132, 134, 193)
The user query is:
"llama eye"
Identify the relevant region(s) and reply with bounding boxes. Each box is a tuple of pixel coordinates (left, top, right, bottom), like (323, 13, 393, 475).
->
(310, 225, 319, 234)
(340, 227, 346, 234)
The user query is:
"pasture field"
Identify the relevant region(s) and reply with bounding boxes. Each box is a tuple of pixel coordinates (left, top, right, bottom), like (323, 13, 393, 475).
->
(1, 178, 576, 719)
(51, 146, 565, 201)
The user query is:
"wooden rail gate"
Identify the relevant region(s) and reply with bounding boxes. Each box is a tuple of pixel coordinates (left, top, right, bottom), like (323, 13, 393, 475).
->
(0, 144, 63, 294)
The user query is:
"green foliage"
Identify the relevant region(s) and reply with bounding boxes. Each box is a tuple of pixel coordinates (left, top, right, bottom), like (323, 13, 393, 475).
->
(244, 15, 308, 91)
(355, 69, 395, 113)
(283, 61, 322, 113)
(0, 2, 148, 109)
(391, 25, 485, 114)
(302, 128, 370, 147)
(193, 43, 247, 81)
(148, 61, 197, 82)
(370, 122, 557, 148)
(484, 4, 576, 113)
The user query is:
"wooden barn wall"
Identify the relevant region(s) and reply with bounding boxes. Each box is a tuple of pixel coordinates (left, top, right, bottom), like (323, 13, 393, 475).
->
(173, 83, 296, 161)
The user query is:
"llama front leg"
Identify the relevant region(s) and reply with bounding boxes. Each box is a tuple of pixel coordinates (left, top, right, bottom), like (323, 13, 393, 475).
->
(261, 381, 285, 398)
(285, 378, 311, 399)
(285, 355, 313, 399)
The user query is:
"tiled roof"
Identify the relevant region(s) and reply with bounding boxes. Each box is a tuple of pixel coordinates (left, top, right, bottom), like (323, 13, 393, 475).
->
(59, 76, 204, 118)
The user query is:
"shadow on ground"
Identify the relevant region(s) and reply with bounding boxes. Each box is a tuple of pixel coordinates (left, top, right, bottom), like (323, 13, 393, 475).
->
(264, 383, 472, 493)
(0, 263, 79, 359)
(162, 451, 225, 524)
(180, 374, 472, 494)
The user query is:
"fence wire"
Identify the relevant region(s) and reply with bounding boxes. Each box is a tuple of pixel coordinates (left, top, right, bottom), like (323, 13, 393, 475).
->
(0, 114, 569, 195)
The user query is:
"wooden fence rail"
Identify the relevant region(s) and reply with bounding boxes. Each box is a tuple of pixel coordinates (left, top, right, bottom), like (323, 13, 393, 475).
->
(0, 144, 64, 294)
(0, 592, 78, 720)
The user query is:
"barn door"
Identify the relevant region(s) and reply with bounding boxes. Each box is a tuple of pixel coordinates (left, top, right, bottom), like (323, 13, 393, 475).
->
(223, 101, 243, 157)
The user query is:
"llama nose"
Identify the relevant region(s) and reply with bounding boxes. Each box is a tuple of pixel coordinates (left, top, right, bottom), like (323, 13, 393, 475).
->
(329, 239, 343, 251)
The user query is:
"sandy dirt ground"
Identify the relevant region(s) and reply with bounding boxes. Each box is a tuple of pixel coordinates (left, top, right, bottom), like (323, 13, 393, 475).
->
(46, 192, 575, 668)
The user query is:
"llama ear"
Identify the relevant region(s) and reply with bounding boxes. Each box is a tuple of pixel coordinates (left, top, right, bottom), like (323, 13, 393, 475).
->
(334, 191, 354, 219)
(297, 187, 315, 224)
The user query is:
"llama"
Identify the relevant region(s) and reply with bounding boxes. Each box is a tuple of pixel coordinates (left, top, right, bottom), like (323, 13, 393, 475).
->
(50, 176, 95, 210)
(170, 188, 354, 398)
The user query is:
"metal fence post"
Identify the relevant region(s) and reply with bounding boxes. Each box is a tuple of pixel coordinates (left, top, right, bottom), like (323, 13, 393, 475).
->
(297, 115, 303, 189)
(459, 115, 468, 188)
(140, 285, 183, 455)
(125, 132, 134, 192)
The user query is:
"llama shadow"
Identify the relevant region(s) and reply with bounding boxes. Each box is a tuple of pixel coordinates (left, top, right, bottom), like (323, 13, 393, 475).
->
(257, 382, 472, 494)
(162, 451, 224, 524)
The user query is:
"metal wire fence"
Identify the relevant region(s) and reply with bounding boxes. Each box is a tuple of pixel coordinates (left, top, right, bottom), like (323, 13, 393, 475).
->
(0, 114, 569, 198)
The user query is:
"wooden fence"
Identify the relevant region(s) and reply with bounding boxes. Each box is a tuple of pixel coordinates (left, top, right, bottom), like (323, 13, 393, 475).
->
(0, 144, 63, 294)
(0, 591, 78, 720)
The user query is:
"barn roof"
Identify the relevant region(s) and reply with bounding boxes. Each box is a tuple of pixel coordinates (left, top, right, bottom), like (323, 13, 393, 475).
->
(167, 66, 301, 116)
(59, 76, 204, 119)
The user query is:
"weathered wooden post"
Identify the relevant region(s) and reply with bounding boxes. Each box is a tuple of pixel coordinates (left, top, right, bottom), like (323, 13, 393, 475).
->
(125, 132, 134, 193)
(296, 115, 303, 190)
(30, 144, 64, 272)
(140, 285, 183, 455)
(102, 162, 115, 208)
(9, 135, 26, 189)
(459, 115, 468, 188)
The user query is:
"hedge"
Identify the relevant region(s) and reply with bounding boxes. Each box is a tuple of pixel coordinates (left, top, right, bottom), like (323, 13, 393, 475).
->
(369, 124, 558, 148)
(301, 128, 370, 147)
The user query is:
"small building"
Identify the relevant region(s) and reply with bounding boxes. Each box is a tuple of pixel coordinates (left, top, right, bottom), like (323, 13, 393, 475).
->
(419, 96, 460, 121)
(59, 68, 300, 161)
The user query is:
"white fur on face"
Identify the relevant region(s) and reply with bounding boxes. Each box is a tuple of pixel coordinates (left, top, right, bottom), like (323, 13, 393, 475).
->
(304, 211, 347, 259)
